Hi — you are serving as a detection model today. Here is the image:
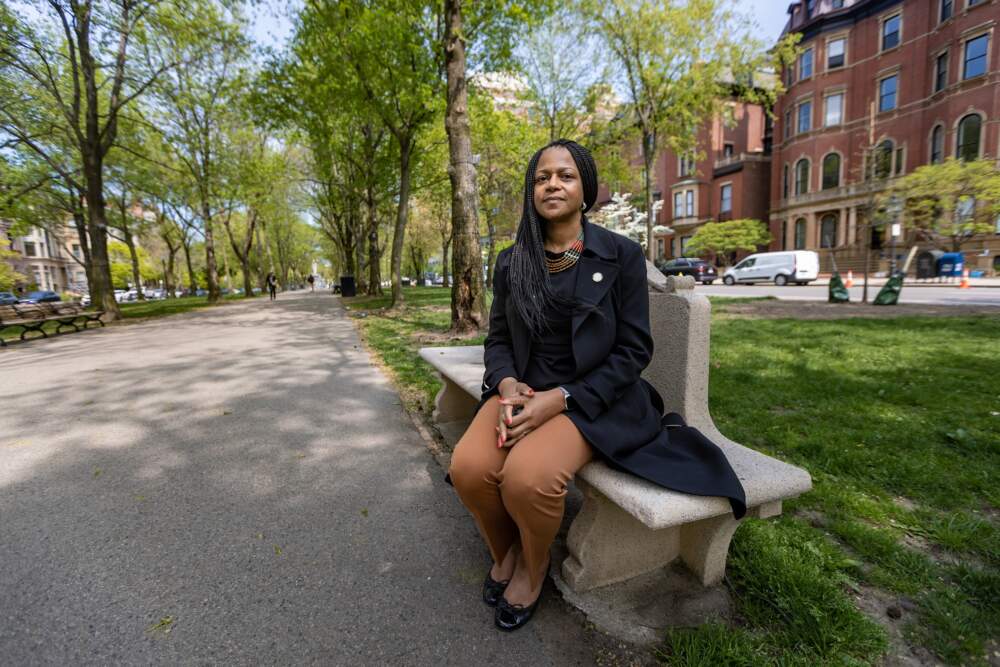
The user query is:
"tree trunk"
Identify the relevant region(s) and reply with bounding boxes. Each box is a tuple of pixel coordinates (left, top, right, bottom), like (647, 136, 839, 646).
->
(253, 221, 266, 289)
(485, 211, 497, 288)
(82, 159, 121, 319)
(122, 224, 145, 300)
(71, 209, 94, 300)
(182, 239, 198, 293)
(365, 190, 381, 296)
(164, 245, 177, 297)
(441, 230, 451, 288)
(390, 137, 412, 306)
(201, 202, 221, 303)
(444, 0, 485, 332)
(642, 129, 656, 262)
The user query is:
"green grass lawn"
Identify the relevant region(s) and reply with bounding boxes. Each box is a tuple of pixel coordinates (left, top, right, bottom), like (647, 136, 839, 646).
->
(346, 286, 999, 666)
(1, 294, 256, 344)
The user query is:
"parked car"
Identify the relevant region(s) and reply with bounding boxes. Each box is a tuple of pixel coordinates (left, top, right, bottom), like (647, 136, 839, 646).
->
(0, 291, 18, 305)
(658, 258, 718, 284)
(722, 251, 819, 286)
(19, 290, 61, 303)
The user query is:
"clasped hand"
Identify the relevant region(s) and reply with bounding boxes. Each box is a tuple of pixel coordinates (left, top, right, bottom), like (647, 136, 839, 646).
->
(495, 378, 564, 448)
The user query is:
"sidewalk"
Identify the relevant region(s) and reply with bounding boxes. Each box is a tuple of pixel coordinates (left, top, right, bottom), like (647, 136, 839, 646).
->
(814, 275, 1000, 288)
(0, 293, 640, 665)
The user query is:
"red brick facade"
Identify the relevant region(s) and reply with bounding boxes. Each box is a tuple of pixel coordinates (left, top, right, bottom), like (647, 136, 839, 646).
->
(770, 0, 1000, 275)
(652, 101, 773, 260)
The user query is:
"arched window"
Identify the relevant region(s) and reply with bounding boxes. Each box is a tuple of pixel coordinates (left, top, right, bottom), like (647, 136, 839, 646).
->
(930, 125, 945, 164)
(870, 139, 894, 179)
(822, 153, 841, 189)
(795, 159, 810, 195)
(957, 114, 982, 161)
(820, 214, 838, 248)
(794, 218, 807, 249)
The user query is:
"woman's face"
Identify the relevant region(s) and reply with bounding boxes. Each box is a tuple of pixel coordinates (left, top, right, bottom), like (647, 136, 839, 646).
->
(533, 146, 584, 221)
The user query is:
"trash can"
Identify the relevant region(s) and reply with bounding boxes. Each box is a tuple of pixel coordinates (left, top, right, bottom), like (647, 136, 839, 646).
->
(937, 252, 964, 278)
(340, 275, 356, 297)
(915, 249, 943, 279)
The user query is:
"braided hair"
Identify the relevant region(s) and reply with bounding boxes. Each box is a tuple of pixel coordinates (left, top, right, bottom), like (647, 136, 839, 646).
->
(507, 139, 602, 339)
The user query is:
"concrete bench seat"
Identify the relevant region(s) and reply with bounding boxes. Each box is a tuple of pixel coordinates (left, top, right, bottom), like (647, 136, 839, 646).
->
(418, 274, 812, 622)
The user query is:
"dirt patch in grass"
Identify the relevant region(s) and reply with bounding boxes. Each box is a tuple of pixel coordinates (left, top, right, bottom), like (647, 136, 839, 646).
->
(718, 300, 1000, 320)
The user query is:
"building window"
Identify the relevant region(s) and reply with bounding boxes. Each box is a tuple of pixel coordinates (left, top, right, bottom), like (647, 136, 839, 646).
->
(895, 147, 905, 175)
(783, 164, 790, 199)
(963, 35, 988, 80)
(685, 190, 695, 216)
(23, 241, 37, 257)
(72, 244, 81, 259)
(673, 192, 684, 218)
(822, 153, 841, 189)
(799, 48, 813, 79)
(820, 215, 838, 248)
(882, 14, 901, 51)
(957, 114, 982, 161)
(879, 75, 898, 112)
(832, 0, 844, 8)
(968, 0, 984, 6)
(871, 140, 894, 179)
(935, 52, 949, 92)
(680, 235, 691, 256)
(797, 100, 812, 133)
(723, 143, 734, 158)
(784, 110, 793, 138)
(827, 37, 846, 69)
(785, 63, 794, 88)
(930, 125, 945, 164)
(824, 92, 844, 126)
(720, 184, 732, 214)
(679, 155, 696, 178)
(794, 219, 807, 249)
(657, 238, 664, 258)
(940, 0, 953, 21)
(795, 159, 810, 195)
(805, 0, 815, 18)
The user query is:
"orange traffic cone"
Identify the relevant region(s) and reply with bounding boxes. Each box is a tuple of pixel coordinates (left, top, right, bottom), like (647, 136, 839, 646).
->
(959, 268, 970, 289)
(845, 270, 854, 288)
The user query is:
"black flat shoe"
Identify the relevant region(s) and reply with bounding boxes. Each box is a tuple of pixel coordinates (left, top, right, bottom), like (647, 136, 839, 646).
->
(494, 587, 544, 632)
(482, 571, 510, 607)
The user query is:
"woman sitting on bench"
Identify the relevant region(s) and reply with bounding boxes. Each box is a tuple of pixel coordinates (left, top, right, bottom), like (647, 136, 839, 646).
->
(447, 139, 745, 632)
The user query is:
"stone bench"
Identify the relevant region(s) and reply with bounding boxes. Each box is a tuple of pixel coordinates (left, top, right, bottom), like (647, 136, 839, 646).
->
(419, 273, 812, 636)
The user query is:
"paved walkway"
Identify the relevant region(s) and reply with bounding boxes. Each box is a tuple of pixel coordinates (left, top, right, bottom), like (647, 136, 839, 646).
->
(0, 293, 638, 665)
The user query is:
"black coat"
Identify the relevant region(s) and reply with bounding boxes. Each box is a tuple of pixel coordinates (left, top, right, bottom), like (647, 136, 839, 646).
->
(474, 217, 747, 519)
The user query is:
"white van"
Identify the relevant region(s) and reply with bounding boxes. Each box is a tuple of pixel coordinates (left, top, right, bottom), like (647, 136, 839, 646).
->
(722, 251, 819, 286)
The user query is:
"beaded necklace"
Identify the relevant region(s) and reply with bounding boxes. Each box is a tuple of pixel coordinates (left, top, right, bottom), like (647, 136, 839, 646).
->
(545, 226, 585, 273)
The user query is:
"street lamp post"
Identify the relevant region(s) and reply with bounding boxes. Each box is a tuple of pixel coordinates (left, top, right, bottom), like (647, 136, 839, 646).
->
(887, 195, 902, 277)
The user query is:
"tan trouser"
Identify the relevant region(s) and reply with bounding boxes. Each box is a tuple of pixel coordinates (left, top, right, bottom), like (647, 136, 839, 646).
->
(448, 395, 593, 589)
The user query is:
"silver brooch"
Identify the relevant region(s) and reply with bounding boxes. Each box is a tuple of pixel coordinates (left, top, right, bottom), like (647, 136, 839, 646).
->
(592, 272, 603, 283)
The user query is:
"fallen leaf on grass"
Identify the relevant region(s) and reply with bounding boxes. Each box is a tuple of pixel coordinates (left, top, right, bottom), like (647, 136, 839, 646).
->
(274, 544, 283, 556)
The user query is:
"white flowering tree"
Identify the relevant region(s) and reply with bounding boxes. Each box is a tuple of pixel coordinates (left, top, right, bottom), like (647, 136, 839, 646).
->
(590, 192, 672, 251)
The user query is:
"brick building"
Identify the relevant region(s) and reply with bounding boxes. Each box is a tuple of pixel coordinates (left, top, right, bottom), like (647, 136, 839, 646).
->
(653, 99, 774, 261)
(770, 0, 1000, 275)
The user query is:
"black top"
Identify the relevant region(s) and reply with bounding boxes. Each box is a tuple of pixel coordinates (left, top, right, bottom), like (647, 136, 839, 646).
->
(521, 255, 578, 391)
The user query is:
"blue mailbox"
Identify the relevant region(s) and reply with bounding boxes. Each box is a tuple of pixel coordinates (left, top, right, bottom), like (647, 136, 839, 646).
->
(937, 252, 964, 277)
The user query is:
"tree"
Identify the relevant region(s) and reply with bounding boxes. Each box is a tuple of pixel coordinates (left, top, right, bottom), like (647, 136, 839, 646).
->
(684, 219, 771, 264)
(0, 1, 222, 318)
(884, 158, 1000, 252)
(150, 7, 249, 304)
(590, 192, 669, 251)
(0, 237, 25, 290)
(517, 9, 608, 142)
(581, 0, 796, 260)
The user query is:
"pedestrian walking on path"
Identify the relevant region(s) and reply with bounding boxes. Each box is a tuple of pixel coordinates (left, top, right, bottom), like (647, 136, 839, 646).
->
(447, 139, 746, 632)
(266, 271, 278, 301)
(307, 274, 315, 292)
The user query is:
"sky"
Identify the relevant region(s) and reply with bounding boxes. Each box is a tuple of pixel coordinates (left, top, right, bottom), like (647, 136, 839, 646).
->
(249, 1, 791, 52)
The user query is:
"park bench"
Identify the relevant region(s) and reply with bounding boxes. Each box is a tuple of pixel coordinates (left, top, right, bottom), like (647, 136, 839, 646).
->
(419, 272, 812, 600)
(0, 302, 104, 346)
